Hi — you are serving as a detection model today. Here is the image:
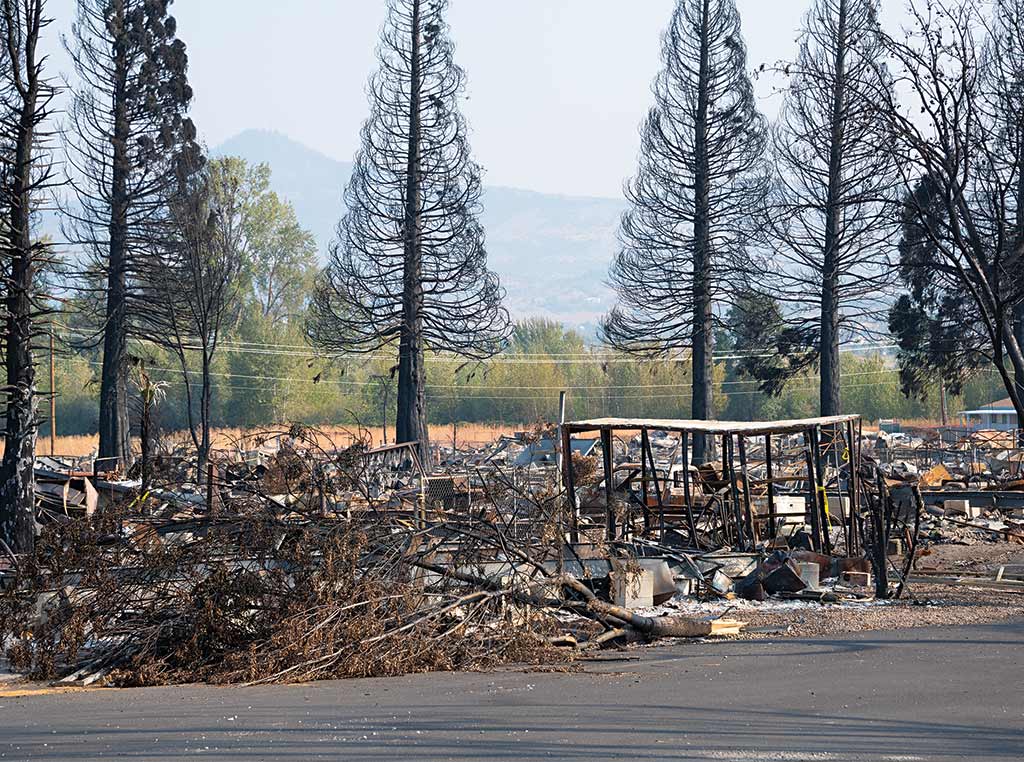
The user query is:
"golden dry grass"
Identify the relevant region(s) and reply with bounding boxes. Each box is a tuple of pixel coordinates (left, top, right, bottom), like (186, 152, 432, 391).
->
(39, 433, 98, 458)
(889, 417, 946, 429)
(41, 422, 522, 458)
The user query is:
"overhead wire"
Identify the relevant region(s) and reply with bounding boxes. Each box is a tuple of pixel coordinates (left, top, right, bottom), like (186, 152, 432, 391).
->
(145, 376, 911, 401)
(57, 325, 896, 364)
(78, 358, 902, 391)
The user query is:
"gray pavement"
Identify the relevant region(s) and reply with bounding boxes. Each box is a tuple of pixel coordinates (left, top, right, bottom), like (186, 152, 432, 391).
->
(1, 620, 1022, 761)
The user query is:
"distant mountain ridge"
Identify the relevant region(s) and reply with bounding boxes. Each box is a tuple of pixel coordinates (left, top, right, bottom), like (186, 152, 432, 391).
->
(213, 129, 624, 330)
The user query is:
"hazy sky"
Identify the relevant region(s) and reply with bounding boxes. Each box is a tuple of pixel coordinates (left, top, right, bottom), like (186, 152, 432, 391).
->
(42, 0, 906, 198)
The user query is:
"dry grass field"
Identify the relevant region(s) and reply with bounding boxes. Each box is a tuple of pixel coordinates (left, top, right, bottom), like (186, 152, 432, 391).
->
(37, 417, 909, 459)
(39, 422, 522, 458)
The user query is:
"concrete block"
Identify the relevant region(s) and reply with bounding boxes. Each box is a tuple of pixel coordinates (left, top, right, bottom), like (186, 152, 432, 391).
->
(840, 571, 872, 587)
(611, 566, 654, 608)
(944, 499, 971, 516)
(772, 495, 807, 516)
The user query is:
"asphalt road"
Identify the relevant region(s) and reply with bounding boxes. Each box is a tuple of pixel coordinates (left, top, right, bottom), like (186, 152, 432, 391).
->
(1, 621, 1022, 761)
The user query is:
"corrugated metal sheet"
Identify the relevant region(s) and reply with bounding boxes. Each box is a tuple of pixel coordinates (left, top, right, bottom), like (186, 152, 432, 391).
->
(562, 414, 860, 436)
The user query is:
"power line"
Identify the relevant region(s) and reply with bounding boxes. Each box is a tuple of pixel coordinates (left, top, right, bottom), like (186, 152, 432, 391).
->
(423, 379, 909, 401)
(58, 326, 896, 364)
(145, 376, 909, 401)
(79, 358, 901, 391)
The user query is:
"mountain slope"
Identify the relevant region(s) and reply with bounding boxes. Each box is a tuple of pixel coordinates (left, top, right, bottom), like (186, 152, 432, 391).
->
(213, 130, 623, 328)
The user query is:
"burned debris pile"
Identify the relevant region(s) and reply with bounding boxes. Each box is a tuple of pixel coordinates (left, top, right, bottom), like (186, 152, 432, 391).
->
(0, 426, 739, 686)
(875, 429, 1024, 548)
(2, 416, 1022, 687)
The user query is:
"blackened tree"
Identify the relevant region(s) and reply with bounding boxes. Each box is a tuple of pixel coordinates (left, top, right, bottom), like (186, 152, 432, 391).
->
(753, 0, 897, 415)
(601, 0, 769, 461)
(307, 0, 510, 462)
(0, 0, 58, 553)
(63, 0, 199, 469)
(872, 0, 1024, 424)
(984, 0, 1024, 403)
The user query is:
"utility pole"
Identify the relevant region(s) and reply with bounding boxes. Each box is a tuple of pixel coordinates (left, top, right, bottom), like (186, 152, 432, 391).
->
(940, 383, 948, 428)
(49, 331, 56, 455)
(556, 390, 567, 490)
(556, 389, 570, 560)
(376, 375, 390, 446)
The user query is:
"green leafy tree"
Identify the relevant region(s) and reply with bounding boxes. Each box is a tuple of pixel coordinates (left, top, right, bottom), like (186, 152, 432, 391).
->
(888, 174, 981, 401)
(226, 162, 319, 325)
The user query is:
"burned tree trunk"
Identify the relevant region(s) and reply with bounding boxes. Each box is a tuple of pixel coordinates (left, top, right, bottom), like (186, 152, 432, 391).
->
(1, 112, 38, 551)
(98, 166, 130, 466)
(0, 0, 56, 554)
(601, 0, 769, 464)
(749, 0, 897, 414)
(1015, 135, 1024, 415)
(690, 0, 713, 462)
(395, 0, 428, 451)
(199, 349, 212, 479)
(818, 0, 847, 419)
(96, 2, 131, 467)
(63, 0, 200, 470)
(308, 0, 510, 465)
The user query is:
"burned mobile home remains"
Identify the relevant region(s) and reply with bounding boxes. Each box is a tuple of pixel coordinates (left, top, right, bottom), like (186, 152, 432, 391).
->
(561, 415, 865, 555)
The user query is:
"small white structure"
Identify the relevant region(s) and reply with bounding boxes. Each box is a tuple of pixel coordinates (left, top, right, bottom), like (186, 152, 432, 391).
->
(959, 398, 1018, 432)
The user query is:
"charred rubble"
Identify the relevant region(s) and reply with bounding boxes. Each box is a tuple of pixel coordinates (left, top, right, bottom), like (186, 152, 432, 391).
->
(2, 415, 1023, 687)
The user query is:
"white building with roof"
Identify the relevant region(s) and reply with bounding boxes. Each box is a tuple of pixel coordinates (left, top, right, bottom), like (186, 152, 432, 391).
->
(959, 398, 1018, 431)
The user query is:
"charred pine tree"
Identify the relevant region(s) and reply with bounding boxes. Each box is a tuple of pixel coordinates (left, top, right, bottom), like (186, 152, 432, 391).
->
(0, 0, 57, 554)
(753, 0, 897, 415)
(63, 0, 199, 470)
(307, 0, 510, 463)
(601, 0, 768, 462)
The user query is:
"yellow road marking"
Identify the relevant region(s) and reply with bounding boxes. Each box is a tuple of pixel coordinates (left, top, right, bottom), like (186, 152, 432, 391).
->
(0, 685, 112, 698)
